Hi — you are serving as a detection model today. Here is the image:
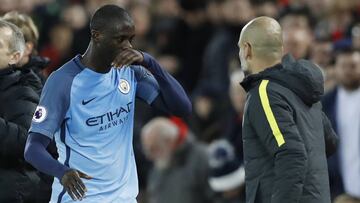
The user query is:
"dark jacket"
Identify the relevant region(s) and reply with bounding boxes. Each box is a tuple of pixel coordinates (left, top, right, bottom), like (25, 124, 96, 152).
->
(20, 55, 50, 85)
(0, 67, 42, 202)
(17, 68, 43, 96)
(240, 54, 337, 203)
(322, 87, 346, 199)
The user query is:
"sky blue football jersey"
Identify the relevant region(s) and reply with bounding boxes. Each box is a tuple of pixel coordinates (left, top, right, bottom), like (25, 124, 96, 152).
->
(30, 55, 160, 203)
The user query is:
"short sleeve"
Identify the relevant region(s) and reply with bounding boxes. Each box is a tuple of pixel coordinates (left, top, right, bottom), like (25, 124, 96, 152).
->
(29, 72, 72, 139)
(133, 65, 160, 104)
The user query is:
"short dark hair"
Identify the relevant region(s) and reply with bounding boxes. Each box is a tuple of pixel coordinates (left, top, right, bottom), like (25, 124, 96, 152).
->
(0, 19, 25, 54)
(90, 4, 133, 32)
(279, 6, 316, 29)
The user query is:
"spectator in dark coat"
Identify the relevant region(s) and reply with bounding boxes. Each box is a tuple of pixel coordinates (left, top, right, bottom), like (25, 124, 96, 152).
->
(2, 11, 49, 85)
(173, 0, 214, 92)
(322, 48, 360, 200)
(0, 20, 42, 203)
(198, 0, 254, 95)
(3, 12, 55, 203)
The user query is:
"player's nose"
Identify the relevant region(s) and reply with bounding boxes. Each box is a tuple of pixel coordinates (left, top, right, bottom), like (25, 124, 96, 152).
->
(123, 40, 132, 49)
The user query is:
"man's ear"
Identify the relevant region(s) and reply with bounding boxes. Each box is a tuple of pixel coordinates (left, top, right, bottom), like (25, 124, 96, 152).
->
(8, 51, 22, 65)
(91, 30, 101, 43)
(244, 42, 252, 60)
(25, 42, 34, 56)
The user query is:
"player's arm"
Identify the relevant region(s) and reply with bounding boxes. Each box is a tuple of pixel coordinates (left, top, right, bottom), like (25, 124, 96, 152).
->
(24, 132, 91, 201)
(25, 132, 68, 179)
(321, 111, 338, 157)
(23, 72, 91, 201)
(249, 80, 307, 203)
(113, 49, 192, 117)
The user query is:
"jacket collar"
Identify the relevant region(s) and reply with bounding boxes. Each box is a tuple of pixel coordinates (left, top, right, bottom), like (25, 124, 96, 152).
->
(0, 66, 16, 76)
(240, 63, 282, 92)
(0, 66, 21, 90)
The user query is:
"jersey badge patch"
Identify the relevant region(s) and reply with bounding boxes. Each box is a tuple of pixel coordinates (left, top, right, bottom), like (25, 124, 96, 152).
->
(32, 106, 47, 123)
(118, 79, 130, 94)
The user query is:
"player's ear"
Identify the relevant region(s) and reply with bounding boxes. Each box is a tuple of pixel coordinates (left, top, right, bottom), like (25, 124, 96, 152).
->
(91, 30, 101, 43)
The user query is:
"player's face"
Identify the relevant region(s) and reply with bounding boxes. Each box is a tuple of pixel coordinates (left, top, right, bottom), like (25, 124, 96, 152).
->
(111, 24, 135, 50)
(101, 21, 135, 59)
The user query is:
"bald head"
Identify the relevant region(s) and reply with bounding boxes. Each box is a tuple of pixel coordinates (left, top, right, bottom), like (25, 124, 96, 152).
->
(238, 16, 283, 73)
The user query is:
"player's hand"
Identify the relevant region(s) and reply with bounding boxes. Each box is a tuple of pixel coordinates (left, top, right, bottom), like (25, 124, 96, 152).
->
(61, 169, 92, 201)
(112, 48, 144, 68)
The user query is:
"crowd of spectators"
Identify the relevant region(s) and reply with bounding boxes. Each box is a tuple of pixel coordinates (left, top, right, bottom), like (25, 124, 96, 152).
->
(0, 0, 359, 202)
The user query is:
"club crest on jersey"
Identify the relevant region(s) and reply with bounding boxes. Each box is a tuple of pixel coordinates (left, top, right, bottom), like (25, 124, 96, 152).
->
(32, 106, 47, 123)
(118, 79, 130, 94)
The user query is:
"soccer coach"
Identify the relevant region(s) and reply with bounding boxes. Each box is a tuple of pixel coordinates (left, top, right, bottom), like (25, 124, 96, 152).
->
(238, 17, 337, 203)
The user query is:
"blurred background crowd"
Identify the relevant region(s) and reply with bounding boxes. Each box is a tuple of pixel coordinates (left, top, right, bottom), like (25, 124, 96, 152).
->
(0, 0, 359, 202)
